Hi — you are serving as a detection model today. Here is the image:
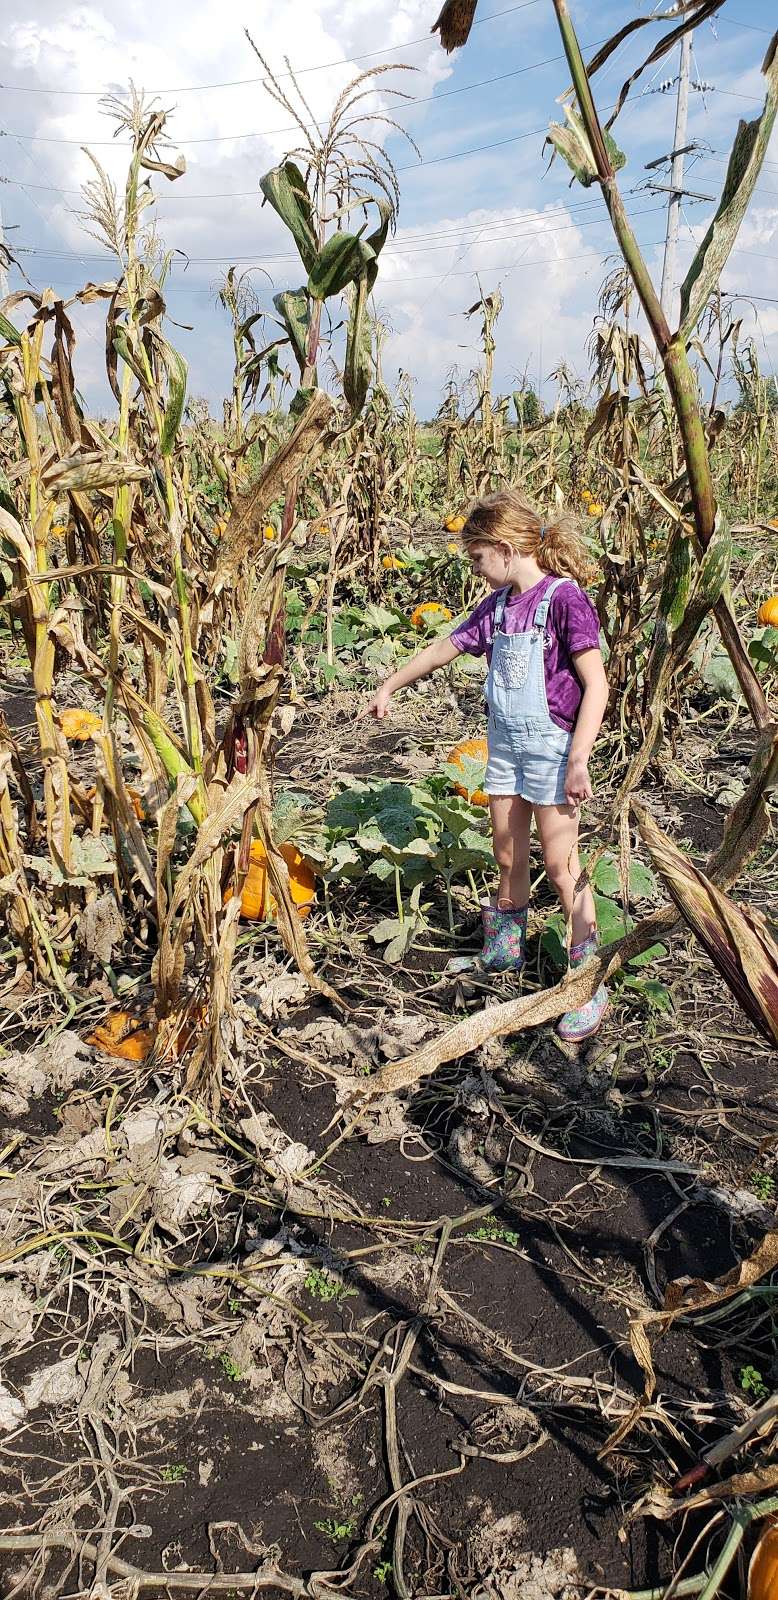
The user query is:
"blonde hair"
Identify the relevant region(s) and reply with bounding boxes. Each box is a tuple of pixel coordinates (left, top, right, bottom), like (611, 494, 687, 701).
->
(461, 488, 596, 587)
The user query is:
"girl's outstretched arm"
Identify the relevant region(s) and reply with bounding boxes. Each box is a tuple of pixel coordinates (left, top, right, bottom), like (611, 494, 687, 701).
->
(365, 636, 461, 718)
(565, 647, 609, 805)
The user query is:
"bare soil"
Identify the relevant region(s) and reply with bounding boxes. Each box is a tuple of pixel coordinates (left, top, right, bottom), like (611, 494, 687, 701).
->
(0, 670, 776, 1600)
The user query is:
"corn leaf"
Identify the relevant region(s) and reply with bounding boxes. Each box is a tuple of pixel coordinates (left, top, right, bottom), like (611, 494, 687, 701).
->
(0, 312, 21, 347)
(633, 801, 778, 1046)
(260, 162, 318, 274)
(365, 199, 394, 291)
(307, 230, 375, 302)
(273, 288, 310, 373)
(547, 105, 625, 188)
(343, 275, 372, 418)
(679, 32, 778, 339)
(155, 336, 188, 457)
(659, 527, 693, 633)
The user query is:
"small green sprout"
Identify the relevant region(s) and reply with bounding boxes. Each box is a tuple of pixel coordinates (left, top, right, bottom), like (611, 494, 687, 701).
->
(304, 1268, 356, 1303)
(740, 1365, 769, 1402)
(468, 1221, 519, 1248)
(161, 1463, 187, 1483)
(219, 1352, 243, 1382)
(314, 1518, 355, 1544)
(750, 1171, 776, 1202)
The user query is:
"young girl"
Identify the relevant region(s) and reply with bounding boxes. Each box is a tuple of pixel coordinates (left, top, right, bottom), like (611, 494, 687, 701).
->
(366, 489, 610, 1041)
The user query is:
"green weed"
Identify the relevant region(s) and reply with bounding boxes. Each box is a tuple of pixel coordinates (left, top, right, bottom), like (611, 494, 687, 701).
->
(468, 1221, 519, 1247)
(739, 1365, 769, 1402)
(750, 1171, 776, 1202)
(161, 1463, 187, 1483)
(304, 1268, 356, 1303)
(314, 1518, 356, 1544)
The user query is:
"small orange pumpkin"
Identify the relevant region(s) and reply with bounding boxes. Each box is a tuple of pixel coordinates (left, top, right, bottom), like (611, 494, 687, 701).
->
(448, 736, 489, 807)
(757, 595, 778, 628)
(410, 602, 452, 629)
(85, 785, 147, 822)
(60, 708, 102, 742)
(748, 1521, 778, 1599)
(87, 1010, 154, 1061)
(223, 839, 315, 922)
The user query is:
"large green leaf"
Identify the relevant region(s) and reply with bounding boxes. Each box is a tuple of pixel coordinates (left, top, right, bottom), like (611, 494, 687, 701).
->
(273, 288, 310, 373)
(546, 104, 626, 188)
(344, 274, 372, 417)
(365, 199, 393, 291)
(260, 162, 318, 273)
(155, 336, 188, 456)
(679, 32, 778, 339)
(307, 230, 375, 302)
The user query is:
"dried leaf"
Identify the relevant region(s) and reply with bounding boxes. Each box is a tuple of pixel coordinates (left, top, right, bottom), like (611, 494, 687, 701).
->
(680, 32, 778, 339)
(633, 801, 778, 1045)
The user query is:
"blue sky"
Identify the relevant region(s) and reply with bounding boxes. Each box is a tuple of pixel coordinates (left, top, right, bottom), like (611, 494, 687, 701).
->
(2, 1, 776, 417)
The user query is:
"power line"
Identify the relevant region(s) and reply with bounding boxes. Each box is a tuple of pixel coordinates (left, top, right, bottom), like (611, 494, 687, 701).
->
(1, 5, 771, 102)
(12, 38, 759, 150)
(0, 45, 597, 146)
(12, 238, 671, 295)
(0, 1, 543, 96)
(11, 203, 668, 270)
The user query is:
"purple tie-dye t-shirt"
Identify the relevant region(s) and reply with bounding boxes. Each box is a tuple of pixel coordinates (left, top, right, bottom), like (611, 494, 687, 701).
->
(449, 575, 602, 731)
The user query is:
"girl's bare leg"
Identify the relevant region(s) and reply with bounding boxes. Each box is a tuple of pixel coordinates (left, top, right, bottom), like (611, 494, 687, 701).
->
(534, 802, 596, 945)
(488, 795, 533, 907)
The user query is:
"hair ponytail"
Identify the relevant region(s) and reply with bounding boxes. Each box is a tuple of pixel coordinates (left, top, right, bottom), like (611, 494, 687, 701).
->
(462, 488, 597, 587)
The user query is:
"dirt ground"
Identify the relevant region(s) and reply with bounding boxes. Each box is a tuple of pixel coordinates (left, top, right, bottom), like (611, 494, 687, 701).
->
(0, 663, 777, 1600)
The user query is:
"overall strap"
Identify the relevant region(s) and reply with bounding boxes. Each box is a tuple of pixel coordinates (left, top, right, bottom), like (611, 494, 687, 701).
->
(492, 585, 512, 632)
(533, 575, 575, 628)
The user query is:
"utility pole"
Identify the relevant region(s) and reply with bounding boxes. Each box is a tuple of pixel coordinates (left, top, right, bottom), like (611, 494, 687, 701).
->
(660, 31, 691, 319)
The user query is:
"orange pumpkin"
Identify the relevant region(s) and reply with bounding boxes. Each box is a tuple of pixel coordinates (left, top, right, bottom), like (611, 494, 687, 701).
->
(85, 785, 146, 822)
(224, 839, 315, 922)
(410, 602, 453, 628)
(60, 708, 102, 742)
(448, 736, 489, 807)
(87, 1010, 154, 1061)
(757, 595, 778, 628)
(748, 1521, 778, 1600)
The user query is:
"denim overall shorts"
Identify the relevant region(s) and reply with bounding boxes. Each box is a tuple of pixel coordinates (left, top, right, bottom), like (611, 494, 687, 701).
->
(485, 577, 574, 806)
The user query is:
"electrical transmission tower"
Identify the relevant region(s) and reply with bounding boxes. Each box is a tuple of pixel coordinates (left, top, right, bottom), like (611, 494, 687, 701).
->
(644, 30, 714, 321)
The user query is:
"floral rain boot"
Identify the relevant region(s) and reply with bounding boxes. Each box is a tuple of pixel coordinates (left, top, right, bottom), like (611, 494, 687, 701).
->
(556, 928, 609, 1041)
(480, 902, 528, 973)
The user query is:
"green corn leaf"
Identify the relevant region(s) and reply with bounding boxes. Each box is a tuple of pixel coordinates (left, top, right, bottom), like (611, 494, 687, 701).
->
(260, 162, 318, 273)
(156, 337, 188, 456)
(307, 230, 375, 302)
(112, 327, 146, 385)
(679, 32, 778, 339)
(273, 288, 310, 373)
(546, 104, 625, 188)
(659, 527, 693, 633)
(343, 274, 372, 417)
(0, 312, 22, 347)
(365, 199, 393, 291)
(672, 529, 732, 661)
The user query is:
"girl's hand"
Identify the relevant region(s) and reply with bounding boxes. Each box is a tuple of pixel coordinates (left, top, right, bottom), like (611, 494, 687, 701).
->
(565, 754, 592, 806)
(364, 682, 393, 719)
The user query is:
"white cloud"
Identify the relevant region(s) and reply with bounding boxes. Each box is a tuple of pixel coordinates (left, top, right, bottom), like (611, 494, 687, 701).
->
(5, 2, 777, 415)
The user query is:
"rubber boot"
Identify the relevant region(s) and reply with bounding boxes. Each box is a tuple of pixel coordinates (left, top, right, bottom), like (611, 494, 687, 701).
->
(480, 901, 528, 973)
(556, 928, 609, 1041)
